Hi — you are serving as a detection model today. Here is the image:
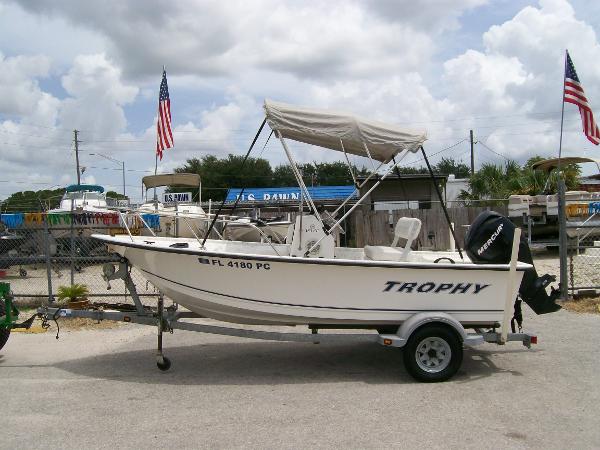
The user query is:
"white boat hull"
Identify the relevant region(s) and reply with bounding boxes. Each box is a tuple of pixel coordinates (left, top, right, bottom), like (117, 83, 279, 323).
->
(95, 235, 527, 327)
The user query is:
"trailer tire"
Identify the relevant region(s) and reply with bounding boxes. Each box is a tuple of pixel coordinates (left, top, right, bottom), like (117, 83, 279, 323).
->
(0, 301, 10, 351)
(403, 324, 462, 383)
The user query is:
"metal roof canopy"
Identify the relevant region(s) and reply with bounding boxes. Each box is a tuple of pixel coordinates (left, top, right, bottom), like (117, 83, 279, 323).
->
(142, 173, 201, 189)
(531, 157, 600, 173)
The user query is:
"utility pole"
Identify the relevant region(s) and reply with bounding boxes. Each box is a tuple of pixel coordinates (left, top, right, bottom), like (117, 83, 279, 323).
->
(73, 129, 81, 185)
(88, 153, 126, 197)
(469, 129, 475, 175)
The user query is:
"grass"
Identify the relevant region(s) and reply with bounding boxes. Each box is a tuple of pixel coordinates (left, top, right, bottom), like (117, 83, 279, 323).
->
(562, 297, 600, 315)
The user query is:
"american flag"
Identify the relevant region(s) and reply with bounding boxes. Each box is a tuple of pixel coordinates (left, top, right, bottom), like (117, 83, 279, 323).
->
(564, 51, 600, 145)
(156, 70, 173, 160)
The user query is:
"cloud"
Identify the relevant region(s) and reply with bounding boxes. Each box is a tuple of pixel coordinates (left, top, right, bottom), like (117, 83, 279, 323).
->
(10, 0, 435, 81)
(59, 53, 139, 135)
(0, 53, 57, 119)
(3, 0, 600, 200)
(441, 0, 600, 161)
(0, 53, 141, 198)
(362, 0, 488, 31)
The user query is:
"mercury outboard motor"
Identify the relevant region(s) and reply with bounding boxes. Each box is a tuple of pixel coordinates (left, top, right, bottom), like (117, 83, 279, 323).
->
(465, 211, 561, 315)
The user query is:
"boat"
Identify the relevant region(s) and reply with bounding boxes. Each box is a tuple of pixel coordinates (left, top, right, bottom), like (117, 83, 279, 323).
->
(138, 173, 209, 239)
(508, 157, 600, 240)
(94, 100, 561, 330)
(48, 184, 118, 255)
(223, 215, 292, 243)
(0, 232, 26, 256)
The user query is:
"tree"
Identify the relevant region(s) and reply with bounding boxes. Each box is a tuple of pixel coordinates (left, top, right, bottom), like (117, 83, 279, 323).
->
(434, 157, 471, 178)
(172, 154, 273, 201)
(1, 188, 65, 212)
(389, 158, 469, 177)
(460, 161, 522, 204)
(520, 157, 580, 194)
(106, 191, 128, 200)
(272, 164, 297, 187)
(459, 157, 582, 204)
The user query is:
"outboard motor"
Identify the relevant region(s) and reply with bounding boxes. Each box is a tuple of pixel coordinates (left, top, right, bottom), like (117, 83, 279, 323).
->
(465, 211, 561, 315)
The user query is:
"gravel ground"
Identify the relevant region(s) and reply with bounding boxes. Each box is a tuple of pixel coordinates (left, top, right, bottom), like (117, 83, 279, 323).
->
(2, 305, 599, 450)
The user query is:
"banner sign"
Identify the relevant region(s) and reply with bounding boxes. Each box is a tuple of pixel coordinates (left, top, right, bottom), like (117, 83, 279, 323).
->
(162, 192, 192, 204)
(225, 186, 356, 203)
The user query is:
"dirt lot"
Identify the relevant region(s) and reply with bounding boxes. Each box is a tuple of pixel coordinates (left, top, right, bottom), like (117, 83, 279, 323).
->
(2, 305, 600, 450)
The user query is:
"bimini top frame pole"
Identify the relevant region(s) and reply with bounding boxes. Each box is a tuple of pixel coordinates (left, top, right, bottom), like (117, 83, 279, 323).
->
(304, 150, 410, 255)
(276, 131, 324, 224)
(328, 140, 388, 221)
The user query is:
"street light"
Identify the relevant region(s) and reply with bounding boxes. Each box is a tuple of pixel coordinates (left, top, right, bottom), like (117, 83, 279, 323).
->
(88, 153, 126, 197)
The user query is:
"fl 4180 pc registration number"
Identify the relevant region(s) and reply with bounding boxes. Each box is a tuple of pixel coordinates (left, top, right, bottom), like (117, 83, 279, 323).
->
(198, 257, 271, 270)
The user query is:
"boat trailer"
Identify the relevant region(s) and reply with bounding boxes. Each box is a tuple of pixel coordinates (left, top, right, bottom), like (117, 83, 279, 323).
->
(1, 250, 539, 382)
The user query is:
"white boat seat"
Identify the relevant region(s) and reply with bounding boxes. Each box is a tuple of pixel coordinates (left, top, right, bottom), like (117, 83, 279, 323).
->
(364, 245, 405, 261)
(364, 217, 422, 262)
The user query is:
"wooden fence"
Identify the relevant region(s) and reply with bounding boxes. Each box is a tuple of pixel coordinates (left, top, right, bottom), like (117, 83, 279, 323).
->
(261, 205, 508, 251)
(350, 206, 508, 250)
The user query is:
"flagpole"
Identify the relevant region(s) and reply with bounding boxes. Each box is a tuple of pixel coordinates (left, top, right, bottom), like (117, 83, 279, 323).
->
(557, 49, 569, 300)
(558, 50, 568, 166)
(153, 152, 158, 203)
(154, 64, 167, 203)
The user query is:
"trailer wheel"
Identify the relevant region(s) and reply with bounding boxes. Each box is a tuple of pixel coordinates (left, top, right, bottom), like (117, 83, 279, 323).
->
(0, 301, 10, 351)
(403, 324, 462, 382)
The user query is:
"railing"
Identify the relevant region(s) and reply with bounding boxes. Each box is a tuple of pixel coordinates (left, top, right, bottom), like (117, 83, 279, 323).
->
(115, 210, 285, 256)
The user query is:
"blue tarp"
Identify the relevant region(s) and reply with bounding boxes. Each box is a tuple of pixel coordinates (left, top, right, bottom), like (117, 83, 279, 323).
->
(0, 213, 24, 228)
(141, 213, 160, 229)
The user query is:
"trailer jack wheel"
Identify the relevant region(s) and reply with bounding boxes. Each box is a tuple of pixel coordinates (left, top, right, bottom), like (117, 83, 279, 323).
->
(156, 356, 171, 371)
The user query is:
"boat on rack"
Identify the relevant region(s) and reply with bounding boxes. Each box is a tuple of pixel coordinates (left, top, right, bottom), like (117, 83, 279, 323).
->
(48, 184, 118, 255)
(138, 173, 209, 239)
(508, 157, 600, 241)
(94, 100, 561, 327)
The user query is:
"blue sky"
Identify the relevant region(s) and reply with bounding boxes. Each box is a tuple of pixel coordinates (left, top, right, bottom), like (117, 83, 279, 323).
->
(1, 0, 600, 202)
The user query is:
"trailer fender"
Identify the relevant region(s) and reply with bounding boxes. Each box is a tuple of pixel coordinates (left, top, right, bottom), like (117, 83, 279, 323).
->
(377, 312, 483, 348)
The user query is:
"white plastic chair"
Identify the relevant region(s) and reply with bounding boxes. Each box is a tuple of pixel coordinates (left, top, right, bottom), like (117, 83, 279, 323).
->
(364, 217, 422, 261)
(391, 217, 422, 258)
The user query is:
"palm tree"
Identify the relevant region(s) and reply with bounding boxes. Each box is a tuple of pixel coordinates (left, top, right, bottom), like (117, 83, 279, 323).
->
(460, 157, 582, 204)
(460, 161, 521, 204)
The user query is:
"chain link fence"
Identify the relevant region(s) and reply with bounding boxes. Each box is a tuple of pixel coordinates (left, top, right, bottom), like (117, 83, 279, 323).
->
(568, 226, 600, 295)
(0, 211, 159, 306)
(2, 206, 598, 302)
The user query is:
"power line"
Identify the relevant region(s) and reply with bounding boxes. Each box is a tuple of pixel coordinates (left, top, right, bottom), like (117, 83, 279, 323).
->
(0, 129, 73, 141)
(477, 141, 511, 161)
(87, 165, 154, 173)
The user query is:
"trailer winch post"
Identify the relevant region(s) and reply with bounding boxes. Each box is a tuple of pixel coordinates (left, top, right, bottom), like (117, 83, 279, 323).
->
(155, 293, 171, 371)
(501, 227, 521, 343)
(102, 261, 147, 316)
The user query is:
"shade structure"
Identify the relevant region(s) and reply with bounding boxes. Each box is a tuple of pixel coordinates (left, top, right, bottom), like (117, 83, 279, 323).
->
(264, 99, 427, 163)
(65, 184, 104, 193)
(142, 173, 201, 189)
(531, 157, 600, 173)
